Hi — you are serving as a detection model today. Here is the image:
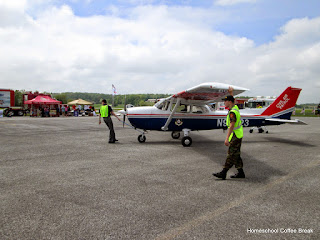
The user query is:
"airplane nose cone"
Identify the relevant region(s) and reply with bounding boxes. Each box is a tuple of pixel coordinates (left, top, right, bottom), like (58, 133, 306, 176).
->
(118, 109, 126, 115)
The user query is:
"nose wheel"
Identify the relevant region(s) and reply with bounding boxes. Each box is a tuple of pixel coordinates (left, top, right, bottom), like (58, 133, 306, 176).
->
(171, 131, 181, 139)
(138, 134, 146, 143)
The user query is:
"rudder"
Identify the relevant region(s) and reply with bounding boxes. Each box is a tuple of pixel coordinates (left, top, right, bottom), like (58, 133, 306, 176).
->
(261, 87, 302, 119)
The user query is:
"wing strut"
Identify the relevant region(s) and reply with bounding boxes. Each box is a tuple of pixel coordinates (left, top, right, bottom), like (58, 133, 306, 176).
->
(161, 98, 181, 131)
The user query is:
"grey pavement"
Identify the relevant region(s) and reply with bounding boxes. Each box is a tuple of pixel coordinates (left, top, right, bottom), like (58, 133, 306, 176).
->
(0, 116, 319, 240)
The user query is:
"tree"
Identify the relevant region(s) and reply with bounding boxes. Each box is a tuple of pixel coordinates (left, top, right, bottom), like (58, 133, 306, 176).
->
(14, 90, 23, 106)
(53, 93, 68, 104)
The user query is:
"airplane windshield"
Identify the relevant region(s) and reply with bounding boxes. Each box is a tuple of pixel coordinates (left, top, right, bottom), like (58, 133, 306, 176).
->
(155, 99, 170, 111)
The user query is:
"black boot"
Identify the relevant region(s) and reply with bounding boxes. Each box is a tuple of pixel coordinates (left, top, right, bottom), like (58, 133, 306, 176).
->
(230, 168, 245, 178)
(213, 168, 228, 180)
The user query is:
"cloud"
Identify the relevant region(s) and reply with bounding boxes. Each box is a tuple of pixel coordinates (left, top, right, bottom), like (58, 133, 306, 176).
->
(0, 0, 27, 9)
(214, 0, 257, 6)
(0, 3, 319, 103)
(247, 17, 320, 102)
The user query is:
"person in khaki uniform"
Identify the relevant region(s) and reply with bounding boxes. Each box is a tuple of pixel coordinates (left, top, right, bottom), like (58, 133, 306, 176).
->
(213, 95, 245, 180)
(99, 99, 120, 143)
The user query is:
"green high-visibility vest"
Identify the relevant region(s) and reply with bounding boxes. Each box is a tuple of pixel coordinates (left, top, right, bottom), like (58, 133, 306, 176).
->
(226, 105, 243, 141)
(100, 105, 109, 117)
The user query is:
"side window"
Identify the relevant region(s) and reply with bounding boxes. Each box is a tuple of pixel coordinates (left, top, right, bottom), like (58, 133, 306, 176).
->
(176, 104, 190, 113)
(191, 106, 207, 114)
(209, 103, 216, 111)
(191, 106, 203, 113)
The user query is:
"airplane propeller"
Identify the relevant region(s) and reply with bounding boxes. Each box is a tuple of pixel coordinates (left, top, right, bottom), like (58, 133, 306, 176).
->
(123, 95, 127, 128)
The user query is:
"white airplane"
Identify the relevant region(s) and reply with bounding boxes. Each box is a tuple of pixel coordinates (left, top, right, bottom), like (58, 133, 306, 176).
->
(119, 82, 306, 147)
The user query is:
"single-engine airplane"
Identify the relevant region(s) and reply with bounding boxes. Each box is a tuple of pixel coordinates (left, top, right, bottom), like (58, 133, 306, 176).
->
(119, 82, 306, 147)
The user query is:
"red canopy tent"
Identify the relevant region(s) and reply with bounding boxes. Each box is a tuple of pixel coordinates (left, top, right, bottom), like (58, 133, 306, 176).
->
(24, 95, 61, 105)
(25, 95, 61, 117)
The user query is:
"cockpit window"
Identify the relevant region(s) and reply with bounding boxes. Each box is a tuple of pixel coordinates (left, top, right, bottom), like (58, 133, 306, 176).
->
(176, 104, 207, 114)
(156, 100, 208, 114)
(175, 104, 190, 113)
(155, 99, 169, 111)
(192, 106, 204, 114)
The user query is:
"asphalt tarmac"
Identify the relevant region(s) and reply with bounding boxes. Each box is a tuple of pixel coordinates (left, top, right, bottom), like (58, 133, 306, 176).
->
(1, 116, 319, 240)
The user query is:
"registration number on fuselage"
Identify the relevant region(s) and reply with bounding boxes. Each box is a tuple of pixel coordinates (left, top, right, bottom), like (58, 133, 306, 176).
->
(217, 118, 250, 127)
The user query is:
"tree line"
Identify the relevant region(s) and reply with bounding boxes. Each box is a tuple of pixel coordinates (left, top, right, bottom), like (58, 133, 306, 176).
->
(12, 90, 171, 107)
(52, 92, 171, 107)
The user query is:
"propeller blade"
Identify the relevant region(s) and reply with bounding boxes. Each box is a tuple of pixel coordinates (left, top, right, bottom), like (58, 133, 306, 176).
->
(123, 95, 127, 128)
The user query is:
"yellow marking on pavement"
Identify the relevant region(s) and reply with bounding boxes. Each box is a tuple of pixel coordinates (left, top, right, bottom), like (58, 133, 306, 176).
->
(155, 160, 320, 240)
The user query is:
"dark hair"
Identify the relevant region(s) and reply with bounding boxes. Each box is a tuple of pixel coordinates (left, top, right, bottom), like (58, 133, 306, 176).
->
(102, 99, 107, 104)
(222, 95, 235, 103)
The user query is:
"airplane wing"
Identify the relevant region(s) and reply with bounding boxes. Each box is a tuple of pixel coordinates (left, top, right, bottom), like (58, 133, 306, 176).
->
(265, 118, 307, 125)
(172, 82, 249, 105)
(161, 82, 249, 131)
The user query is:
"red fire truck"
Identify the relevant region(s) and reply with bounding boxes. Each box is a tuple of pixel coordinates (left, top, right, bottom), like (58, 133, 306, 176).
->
(0, 89, 52, 117)
(0, 89, 26, 116)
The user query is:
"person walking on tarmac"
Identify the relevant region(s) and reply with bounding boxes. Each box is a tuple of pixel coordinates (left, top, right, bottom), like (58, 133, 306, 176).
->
(99, 99, 121, 143)
(213, 95, 245, 180)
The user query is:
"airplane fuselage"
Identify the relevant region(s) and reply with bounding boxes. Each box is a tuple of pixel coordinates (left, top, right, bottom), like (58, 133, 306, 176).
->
(126, 105, 291, 131)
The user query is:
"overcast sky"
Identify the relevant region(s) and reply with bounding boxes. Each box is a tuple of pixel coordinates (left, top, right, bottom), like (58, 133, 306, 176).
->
(1, 0, 319, 103)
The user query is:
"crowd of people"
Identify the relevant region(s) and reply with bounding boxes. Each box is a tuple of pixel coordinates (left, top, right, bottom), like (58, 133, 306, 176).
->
(30, 105, 96, 117)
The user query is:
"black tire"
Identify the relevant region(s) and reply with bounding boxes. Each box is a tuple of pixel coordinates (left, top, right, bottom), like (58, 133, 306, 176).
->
(7, 110, 14, 117)
(138, 135, 146, 143)
(171, 131, 181, 139)
(17, 110, 24, 116)
(181, 136, 192, 147)
(249, 129, 253, 133)
(258, 128, 264, 133)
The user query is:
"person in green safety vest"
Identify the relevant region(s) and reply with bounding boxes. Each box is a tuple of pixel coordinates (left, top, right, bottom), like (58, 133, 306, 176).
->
(213, 94, 245, 180)
(99, 99, 121, 143)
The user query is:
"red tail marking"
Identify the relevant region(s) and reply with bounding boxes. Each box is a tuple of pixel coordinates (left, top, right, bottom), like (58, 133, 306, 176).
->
(261, 87, 302, 116)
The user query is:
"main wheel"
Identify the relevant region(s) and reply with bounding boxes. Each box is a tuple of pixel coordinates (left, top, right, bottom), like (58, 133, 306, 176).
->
(171, 131, 181, 139)
(138, 135, 146, 143)
(7, 110, 14, 117)
(181, 136, 192, 147)
(249, 129, 253, 133)
(17, 110, 24, 116)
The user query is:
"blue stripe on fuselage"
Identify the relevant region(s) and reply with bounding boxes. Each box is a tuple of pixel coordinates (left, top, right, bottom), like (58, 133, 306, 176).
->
(127, 116, 278, 131)
(127, 107, 293, 131)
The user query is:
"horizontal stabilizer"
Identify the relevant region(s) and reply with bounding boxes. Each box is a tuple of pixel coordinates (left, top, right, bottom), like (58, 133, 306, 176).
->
(265, 118, 307, 125)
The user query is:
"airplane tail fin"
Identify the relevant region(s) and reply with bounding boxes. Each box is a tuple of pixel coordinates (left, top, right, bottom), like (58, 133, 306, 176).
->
(261, 87, 302, 119)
